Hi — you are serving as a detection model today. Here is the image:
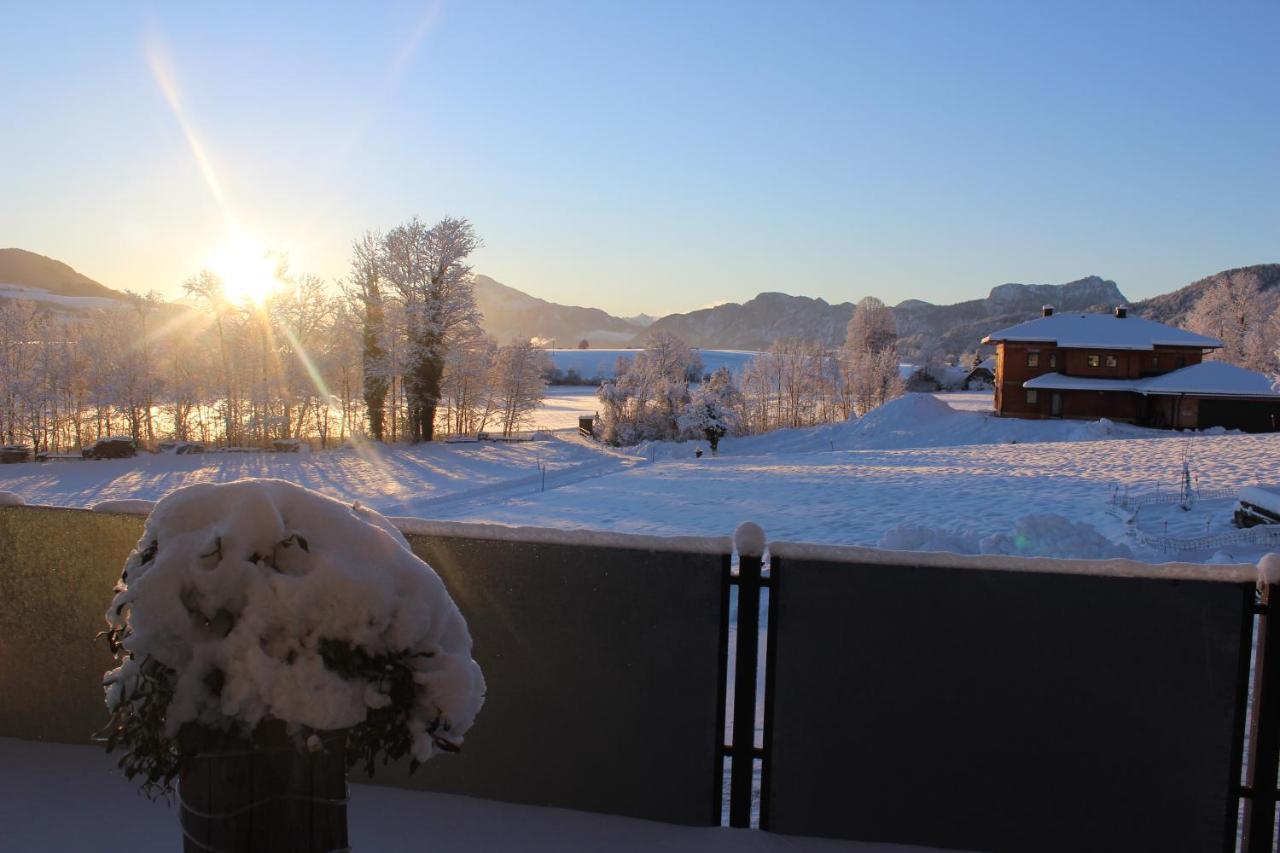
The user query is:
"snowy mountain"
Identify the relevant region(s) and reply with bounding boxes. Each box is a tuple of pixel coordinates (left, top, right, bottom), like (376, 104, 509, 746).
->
(1131, 264, 1280, 327)
(0, 248, 128, 308)
(638, 276, 1128, 356)
(472, 275, 641, 346)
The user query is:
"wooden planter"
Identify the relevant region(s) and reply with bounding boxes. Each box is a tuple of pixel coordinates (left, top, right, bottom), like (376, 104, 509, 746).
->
(178, 721, 348, 853)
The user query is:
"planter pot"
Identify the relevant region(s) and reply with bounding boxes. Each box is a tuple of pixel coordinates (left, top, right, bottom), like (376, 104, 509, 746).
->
(178, 721, 348, 853)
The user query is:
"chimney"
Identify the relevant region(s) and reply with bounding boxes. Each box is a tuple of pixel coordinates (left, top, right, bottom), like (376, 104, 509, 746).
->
(1042, 305, 1055, 317)
(1115, 305, 1128, 319)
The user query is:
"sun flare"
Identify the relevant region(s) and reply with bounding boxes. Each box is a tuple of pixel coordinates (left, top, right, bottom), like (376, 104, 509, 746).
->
(205, 236, 279, 306)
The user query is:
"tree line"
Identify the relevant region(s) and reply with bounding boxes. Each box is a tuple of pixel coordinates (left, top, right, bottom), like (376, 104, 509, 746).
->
(0, 217, 549, 452)
(596, 296, 904, 447)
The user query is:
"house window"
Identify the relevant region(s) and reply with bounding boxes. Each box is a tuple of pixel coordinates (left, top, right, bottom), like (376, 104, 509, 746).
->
(1105, 354, 1118, 368)
(1027, 351, 1040, 368)
(1087, 354, 1101, 368)
(1026, 389, 1038, 405)
(1048, 353, 1057, 369)
(1176, 356, 1186, 368)
(1151, 356, 1159, 368)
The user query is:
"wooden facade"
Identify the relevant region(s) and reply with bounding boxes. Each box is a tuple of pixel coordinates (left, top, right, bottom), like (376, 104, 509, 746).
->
(994, 341, 1204, 420)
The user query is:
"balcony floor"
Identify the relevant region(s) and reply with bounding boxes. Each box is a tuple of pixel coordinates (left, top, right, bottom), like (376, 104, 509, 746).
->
(0, 737, 949, 852)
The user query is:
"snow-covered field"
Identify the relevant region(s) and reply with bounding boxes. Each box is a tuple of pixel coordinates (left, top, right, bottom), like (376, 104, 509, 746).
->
(3, 391, 1278, 564)
(547, 348, 758, 381)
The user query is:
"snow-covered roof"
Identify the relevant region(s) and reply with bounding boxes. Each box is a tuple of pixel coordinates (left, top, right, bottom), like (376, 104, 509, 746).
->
(1135, 361, 1280, 397)
(969, 357, 996, 373)
(1024, 362, 1280, 398)
(1239, 486, 1280, 515)
(983, 313, 1222, 351)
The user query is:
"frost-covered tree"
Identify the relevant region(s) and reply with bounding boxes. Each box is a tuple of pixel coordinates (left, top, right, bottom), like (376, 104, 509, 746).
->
(596, 332, 698, 445)
(349, 231, 389, 441)
(844, 296, 903, 416)
(182, 270, 238, 444)
(489, 340, 550, 436)
(678, 366, 741, 453)
(1186, 274, 1271, 368)
(381, 217, 482, 442)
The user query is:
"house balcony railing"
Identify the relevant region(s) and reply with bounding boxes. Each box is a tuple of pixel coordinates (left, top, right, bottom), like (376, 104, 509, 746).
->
(1, 503, 1278, 853)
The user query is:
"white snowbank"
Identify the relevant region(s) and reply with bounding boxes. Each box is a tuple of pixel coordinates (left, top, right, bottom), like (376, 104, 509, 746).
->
(733, 521, 767, 557)
(879, 513, 1132, 561)
(0, 491, 24, 507)
(104, 479, 485, 762)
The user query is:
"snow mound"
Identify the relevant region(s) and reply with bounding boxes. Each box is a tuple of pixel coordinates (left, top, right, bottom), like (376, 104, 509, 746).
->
(879, 513, 1131, 560)
(0, 491, 24, 507)
(734, 521, 767, 557)
(853, 393, 959, 437)
(104, 479, 485, 762)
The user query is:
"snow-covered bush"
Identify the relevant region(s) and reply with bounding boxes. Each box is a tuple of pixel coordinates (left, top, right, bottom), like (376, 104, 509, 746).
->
(678, 366, 742, 453)
(101, 478, 485, 794)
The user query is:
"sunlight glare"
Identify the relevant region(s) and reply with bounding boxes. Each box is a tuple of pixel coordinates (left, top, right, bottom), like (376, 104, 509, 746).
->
(205, 236, 279, 306)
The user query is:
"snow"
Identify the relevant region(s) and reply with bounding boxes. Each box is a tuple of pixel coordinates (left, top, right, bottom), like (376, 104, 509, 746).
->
(1240, 486, 1280, 515)
(6, 392, 1280, 565)
(879, 513, 1133, 560)
(546, 348, 759, 381)
(1137, 361, 1280, 396)
(0, 737, 949, 853)
(1026, 362, 1280, 397)
(983, 312, 1222, 350)
(734, 521, 767, 557)
(104, 479, 484, 763)
(767, 539, 1256, 583)
(1259, 553, 1280, 585)
(0, 283, 122, 311)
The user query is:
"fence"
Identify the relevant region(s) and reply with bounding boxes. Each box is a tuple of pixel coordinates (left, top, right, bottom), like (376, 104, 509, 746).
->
(1, 503, 1278, 851)
(1134, 523, 1280, 554)
(1113, 484, 1240, 510)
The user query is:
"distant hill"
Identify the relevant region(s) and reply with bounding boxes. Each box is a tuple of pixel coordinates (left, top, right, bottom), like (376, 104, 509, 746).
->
(637, 276, 1128, 356)
(1131, 264, 1280, 327)
(473, 275, 642, 346)
(0, 248, 125, 301)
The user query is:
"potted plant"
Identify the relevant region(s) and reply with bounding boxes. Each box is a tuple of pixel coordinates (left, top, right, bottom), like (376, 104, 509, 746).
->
(100, 479, 486, 852)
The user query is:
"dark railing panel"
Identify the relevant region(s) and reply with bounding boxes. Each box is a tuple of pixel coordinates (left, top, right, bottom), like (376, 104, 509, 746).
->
(0, 506, 728, 827)
(763, 549, 1255, 853)
(382, 532, 727, 826)
(0, 505, 143, 742)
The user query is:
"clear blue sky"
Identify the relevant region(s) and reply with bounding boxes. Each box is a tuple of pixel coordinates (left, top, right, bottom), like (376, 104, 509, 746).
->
(2, 1, 1277, 315)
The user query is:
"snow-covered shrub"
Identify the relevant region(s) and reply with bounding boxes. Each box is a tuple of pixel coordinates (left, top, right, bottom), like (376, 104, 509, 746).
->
(101, 478, 485, 794)
(678, 367, 742, 453)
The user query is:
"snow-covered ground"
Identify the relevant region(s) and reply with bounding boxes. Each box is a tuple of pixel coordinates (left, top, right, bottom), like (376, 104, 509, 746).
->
(3, 391, 1278, 564)
(528, 385, 602, 430)
(547, 348, 758, 381)
(0, 738, 945, 853)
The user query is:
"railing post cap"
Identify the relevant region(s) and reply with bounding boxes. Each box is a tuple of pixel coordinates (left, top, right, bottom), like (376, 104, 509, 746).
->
(734, 521, 767, 558)
(1259, 553, 1280, 586)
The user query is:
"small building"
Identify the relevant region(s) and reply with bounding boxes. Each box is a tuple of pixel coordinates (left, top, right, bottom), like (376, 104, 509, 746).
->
(964, 356, 995, 390)
(981, 306, 1280, 431)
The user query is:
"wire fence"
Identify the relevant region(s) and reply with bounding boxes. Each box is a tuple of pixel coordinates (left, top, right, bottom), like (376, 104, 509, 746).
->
(1112, 486, 1239, 511)
(1132, 523, 1280, 554)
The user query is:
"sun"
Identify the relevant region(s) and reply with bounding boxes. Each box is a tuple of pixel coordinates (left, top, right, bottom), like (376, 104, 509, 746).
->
(205, 235, 279, 306)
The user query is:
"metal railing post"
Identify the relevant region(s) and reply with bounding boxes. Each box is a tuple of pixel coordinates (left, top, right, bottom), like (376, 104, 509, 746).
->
(1247, 573, 1280, 852)
(729, 547, 762, 828)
